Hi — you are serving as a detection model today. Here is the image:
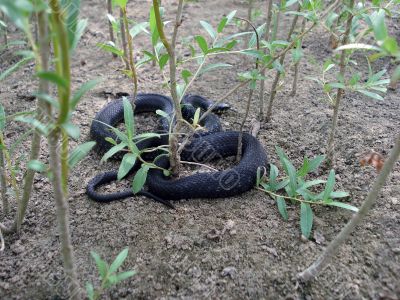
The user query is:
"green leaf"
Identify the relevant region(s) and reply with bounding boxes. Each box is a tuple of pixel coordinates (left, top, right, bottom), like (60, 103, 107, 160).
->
(32, 92, 60, 109)
(70, 79, 101, 110)
(158, 53, 169, 70)
(115, 270, 136, 282)
(327, 201, 358, 212)
(62, 123, 80, 140)
(86, 282, 94, 300)
(155, 109, 170, 120)
(68, 141, 96, 169)
(129, 22, 149, 38)
(193, 108, 201, 127)
(248, 23, 265, 48)
(300, 203, 313, 239)
(134, 132, 161, 140)
(283, 158, 297, 197)
(302, 179, 326, 189)
(330, 191, 349, 198)
(200, 20, 216, 40)
(123, 97, 135, 140)
(118, 153, 137, 180)
(195, 35, 208, 54)
(0, 56, 34, 81)
(90, 251, 108, 278)
(36, 71, 68, 89)
(109, 248, 129, 273)
(323, 170, 335, 202)
(101, 142, 128, 162)
(97, 42, 124, 57)
(14, 116, 49, 135)
(277, 196, 288, 221)
(358, 89, 384, 100)
(27, 160, 46, 172)
(0, 104, 5, 130)
(371, 9, 388, 41)
(335, 43, 381, 52)
(298, 155, 325, 177)
(132, 164, 150, 194)
(181, 69, 192, 85)
(71, 18, 87, 52)
(217, 17, 228, 33)
(198, 63, 231, 76)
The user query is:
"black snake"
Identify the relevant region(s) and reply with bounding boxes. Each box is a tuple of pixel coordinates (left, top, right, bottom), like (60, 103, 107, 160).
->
(86, 93, 268, 208)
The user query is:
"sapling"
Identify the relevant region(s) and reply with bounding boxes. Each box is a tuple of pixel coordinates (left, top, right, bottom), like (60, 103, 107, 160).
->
(265, 3, 300, 121)
(120, 8, 129, 69)
(258, 0, 273, 120)
(290, 16, 307, 96)
(257, 146, 356, 239)
(107, 0, 117, 57)
(86, 248, 136, 300)
(298, 134, 400, 281)
(326, 0, 355, 164)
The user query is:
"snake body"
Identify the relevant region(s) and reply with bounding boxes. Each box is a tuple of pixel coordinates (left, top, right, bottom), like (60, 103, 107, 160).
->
(87, 93, 268, 207)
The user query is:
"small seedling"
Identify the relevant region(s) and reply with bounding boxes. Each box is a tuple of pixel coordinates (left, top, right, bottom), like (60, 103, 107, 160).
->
(86, 248, 136, 300)
(257, 146, 357, 239)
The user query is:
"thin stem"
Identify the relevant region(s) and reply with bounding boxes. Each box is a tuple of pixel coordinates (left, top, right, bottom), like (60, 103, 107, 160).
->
(0, 148, 8, 215)
(298, 134, 400, 282)
(107, 0, 117, 58)
(265, 4, 300, 121)
(258, 0, 274, 120)
(326, 0, 355, 164)
(1, 12, 7, 48)
(120, 8, 129, 70)
(291, 16, 307, 96)
(122, 6, 138, 100)
(180, 161, 218, 171)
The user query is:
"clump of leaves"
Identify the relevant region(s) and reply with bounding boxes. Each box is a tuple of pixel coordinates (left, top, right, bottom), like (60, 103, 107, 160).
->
(86, 248, 136, 300)
(100, 97, 170, 193)
(257, 146, 357, 239)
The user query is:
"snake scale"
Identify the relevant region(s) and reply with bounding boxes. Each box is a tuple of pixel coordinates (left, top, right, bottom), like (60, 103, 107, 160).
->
(86, 93, 268, 208)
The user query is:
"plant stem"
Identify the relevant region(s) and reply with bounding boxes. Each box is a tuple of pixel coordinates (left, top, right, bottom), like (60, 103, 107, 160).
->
(48, 1, 80, 297)
(122, 6, 138, 100)
(107, 0, 117, 58)
(245, 0, 254, 32)
(290, 16, 307, 96)
(298, 134, 400, 282)
(258, 0, 273, 120)
(1, 12, 7, 48)
(153, 0, 184, 175)
(0, 149, 8, 215)
(265, 4, 300, 121)
(120, 8, 129, 70)
(326, 0, 355, 164)
(48, 130, 81, 299)
(235, 17, 259, 161)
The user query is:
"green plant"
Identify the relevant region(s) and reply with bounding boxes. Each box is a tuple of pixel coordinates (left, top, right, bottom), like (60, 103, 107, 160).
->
(86, 248, 136, 300)
(257, 146, 357, 239)
(99, 97, 170, 192)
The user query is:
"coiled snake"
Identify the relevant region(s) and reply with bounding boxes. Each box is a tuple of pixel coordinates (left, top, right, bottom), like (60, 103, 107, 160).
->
(86, 93, 268, 208)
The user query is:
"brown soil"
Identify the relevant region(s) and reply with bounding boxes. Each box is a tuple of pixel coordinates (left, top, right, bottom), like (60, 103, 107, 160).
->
(1, 1, 399, 299)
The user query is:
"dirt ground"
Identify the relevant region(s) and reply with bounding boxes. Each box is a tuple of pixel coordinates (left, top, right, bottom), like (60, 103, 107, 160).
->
(1, 0, 399, 299)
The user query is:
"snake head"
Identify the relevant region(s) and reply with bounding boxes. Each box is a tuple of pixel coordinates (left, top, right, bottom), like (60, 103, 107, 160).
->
(211, 102, 231, 114)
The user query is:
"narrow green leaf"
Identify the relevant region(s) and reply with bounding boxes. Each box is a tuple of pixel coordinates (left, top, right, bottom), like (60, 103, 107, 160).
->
(101, 142, 128, 162)
(70, 79, 101, 110)
(62, 123, 80, 140)
(90, 251, 108, 278)
(117, 153, 137, 180)
(0, 104, 5, 130)
(181, 69, 192, 85)
(200, 20, 216, 40)
(122, 97, 135, 139)
(86, 282, 94, 300)
(198, 63, 231, 76)
(132, 164, 150, 194)
(283, 158, 297, 197)
(195, 35, 208, 54)
(0, 56, 33, 81)
(193, 108, 201, 127)
(358, 89, 384, 100)
(217, 17, 228, 33)
(129, 22, 149, 38)
(97, 42, 124, 57)
(68, 141, 96, 169)
(300, 203, 313, 239)
(109, 248, 129, 273)
(27, 160, 46, 172)
(115, 270, 136, 282)
(371, 9, 388, 41)
(36, 71, 68, 89)
(327, 201, 358, 212)
(330, 191, 349, 198)
(277, 196, 288, 221)
(158, 53, 169, 70)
